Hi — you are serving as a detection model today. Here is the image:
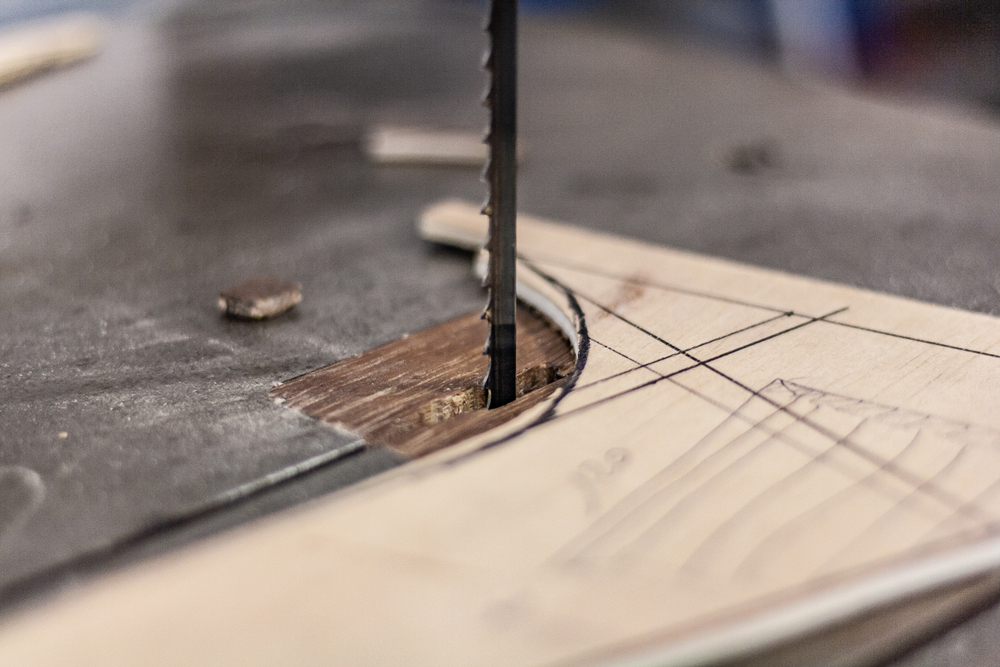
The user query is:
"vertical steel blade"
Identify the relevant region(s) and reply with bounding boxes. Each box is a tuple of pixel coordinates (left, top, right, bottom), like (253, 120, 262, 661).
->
(483, 0, 518, 408)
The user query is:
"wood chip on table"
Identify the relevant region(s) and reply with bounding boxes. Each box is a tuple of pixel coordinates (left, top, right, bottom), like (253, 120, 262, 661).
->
(217, 275, 301, 320)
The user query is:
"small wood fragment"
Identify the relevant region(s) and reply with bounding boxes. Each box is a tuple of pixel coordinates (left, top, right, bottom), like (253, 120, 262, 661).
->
(218, 275, 301, 320)
(365, 126, 524, 167)
(364, 126, 487, 166)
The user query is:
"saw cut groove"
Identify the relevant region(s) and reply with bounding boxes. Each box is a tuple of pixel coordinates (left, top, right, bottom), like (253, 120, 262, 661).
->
(270, 307, 574, 459)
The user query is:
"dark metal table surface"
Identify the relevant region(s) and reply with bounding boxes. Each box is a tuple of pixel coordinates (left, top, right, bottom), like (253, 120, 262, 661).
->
(2, 2, 1000, 664)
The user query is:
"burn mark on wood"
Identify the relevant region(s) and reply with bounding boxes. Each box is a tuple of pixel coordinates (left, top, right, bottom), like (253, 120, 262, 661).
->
(593, 278, 646, 322)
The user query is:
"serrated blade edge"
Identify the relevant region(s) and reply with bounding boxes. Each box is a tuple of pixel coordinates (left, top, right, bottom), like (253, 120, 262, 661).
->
(482, 0, 518, 409)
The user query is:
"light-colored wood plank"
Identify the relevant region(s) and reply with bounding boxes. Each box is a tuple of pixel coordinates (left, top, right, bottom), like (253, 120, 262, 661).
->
(0, 14, 104, 89)
(4, 201, 1000, 666)
(364, 126, 487, 166)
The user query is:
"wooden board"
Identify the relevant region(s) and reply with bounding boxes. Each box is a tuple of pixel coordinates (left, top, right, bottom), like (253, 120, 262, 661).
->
(364, 126, 487, 166)
(5, 201, 1000, 665)
(271, 308, 574, 459)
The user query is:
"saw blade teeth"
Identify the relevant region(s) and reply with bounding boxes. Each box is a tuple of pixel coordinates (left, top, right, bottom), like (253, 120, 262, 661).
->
(483, 6, 496, 269)
(482, 0, 517, 408)
(482, 5, 494, 372)
(481, 161, 493, 187)
(485, 2, 496, 381)
(480, 66, 492, 106)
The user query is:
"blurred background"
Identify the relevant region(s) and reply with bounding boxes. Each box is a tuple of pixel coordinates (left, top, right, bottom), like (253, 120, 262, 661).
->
(3, 2, 1000, 665)
(4, 0, 1000, 114)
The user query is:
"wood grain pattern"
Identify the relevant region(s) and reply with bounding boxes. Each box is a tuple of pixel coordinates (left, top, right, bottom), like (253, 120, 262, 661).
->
(7, 201, 1000, 666)
(271, 308, 574, 458)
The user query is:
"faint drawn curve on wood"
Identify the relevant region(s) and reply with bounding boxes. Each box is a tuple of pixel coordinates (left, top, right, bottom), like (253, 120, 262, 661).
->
(556, 380, 1000, 590)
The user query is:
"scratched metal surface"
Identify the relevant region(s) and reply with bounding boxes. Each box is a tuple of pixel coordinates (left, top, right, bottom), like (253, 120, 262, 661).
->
(2, 1, 1000, 664)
